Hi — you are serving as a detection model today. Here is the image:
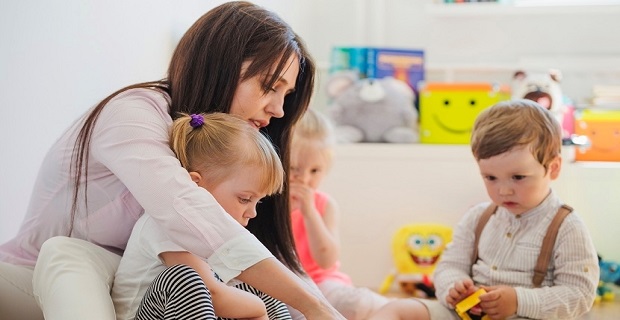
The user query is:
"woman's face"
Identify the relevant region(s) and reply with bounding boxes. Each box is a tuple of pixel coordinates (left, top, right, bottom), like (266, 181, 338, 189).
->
(230, 55, 299, 130)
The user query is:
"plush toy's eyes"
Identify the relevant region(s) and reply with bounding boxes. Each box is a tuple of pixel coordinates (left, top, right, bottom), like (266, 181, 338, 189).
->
(407, 235, 424, 250)
(427, 235, 444, 251)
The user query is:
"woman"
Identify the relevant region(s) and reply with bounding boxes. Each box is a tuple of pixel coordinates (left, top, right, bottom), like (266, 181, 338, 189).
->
(0, 2, 342, 320)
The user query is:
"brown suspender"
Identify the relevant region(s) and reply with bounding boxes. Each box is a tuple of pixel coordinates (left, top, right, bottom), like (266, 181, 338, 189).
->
(471, 204, 573, 288)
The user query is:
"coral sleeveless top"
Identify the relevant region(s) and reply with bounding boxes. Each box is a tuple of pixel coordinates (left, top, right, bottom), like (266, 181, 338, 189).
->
(291, 191, 352, 285)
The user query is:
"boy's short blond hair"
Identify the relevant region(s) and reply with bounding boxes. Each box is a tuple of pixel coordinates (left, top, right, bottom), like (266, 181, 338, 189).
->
(471, 99, 562, 171)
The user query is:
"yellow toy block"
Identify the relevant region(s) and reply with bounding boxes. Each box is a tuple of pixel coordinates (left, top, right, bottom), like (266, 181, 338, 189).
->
(455, 288, 490, 320)
(419, 83, 511, 144)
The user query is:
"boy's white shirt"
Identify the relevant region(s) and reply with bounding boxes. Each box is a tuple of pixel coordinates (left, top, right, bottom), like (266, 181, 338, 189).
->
(434, 191, 599, 319)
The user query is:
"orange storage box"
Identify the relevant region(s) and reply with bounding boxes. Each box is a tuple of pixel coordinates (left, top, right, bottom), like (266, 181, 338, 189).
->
(574, 109, 620, 162)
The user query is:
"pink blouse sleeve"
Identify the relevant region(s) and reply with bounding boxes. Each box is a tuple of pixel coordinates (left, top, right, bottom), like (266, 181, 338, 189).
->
(90, 89, 272, 282)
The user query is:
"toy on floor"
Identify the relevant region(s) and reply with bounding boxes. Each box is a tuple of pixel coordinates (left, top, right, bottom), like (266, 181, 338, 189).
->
(596, 255, 620, 303)
(326, 70, 419, 143)
(379, 224, 452, 297)
(455, 288, 489, 320)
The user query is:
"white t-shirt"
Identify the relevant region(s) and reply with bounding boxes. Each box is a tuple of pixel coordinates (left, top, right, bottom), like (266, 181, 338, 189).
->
(113, 214, 246, 319)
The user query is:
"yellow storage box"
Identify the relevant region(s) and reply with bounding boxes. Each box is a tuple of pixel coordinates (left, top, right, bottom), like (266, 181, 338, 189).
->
(419, 83, 510, 144)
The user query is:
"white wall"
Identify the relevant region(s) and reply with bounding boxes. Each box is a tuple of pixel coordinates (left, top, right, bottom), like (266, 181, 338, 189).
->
(0, 0, 305, 241)
(322, 144, 620, 290)
(2, 0, 619, 255)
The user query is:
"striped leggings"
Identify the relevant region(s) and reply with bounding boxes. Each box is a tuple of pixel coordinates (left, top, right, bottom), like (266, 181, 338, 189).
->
(135, 264, 291, 320)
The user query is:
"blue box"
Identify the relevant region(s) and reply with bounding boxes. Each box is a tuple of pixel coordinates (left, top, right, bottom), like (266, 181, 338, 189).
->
(366, 47, 425, 109)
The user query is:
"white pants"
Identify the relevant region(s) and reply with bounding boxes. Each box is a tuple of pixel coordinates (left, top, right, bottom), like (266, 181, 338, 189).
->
(0, 262, 42, 320)
(318, 280, 391, 320)
(0, 236, 121, 320)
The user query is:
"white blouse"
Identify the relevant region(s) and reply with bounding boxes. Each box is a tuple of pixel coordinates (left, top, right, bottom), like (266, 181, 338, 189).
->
(0, 88, 271, 282)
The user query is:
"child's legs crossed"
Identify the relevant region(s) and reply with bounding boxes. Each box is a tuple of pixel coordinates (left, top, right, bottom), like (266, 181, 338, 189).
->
(318, 280, 390, 320)
(33, 236, 121, 320)
(0, 261, 43, 320)
(136, 264, 216, 320)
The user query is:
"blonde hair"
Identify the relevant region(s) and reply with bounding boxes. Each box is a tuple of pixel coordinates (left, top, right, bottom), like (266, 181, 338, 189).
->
(170, 112, 284, 195)
(471, 99, 562, 171)
(291, 109, 335, 160)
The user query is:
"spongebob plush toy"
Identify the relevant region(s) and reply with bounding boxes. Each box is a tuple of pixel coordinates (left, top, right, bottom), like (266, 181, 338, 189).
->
(380, 224, 452, 297)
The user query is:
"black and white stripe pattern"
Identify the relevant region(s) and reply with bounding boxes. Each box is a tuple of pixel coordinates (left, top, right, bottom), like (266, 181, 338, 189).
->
(135, 264, 216, 320)
(220, 282, 292, 320)
(136, 264, 291, 320)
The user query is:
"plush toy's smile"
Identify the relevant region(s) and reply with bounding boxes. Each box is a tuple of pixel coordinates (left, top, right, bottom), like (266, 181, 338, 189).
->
(411, 253, 440, 267)
(432, 113, 471, 134)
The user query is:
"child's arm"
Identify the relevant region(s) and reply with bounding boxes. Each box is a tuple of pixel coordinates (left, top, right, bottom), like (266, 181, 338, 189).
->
(160, 251, 268, 320)
(290, 183, 340, 269)
(434, 204, 488, 308)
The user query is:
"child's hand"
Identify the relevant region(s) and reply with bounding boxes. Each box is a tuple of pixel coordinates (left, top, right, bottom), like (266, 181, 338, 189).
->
(479, 285, 517, 320)
(446, 279, 478, 308)
(289, 181, 315, 215)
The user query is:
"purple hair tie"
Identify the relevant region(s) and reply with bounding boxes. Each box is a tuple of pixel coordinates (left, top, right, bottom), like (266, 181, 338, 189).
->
(189, 114, 204, 128)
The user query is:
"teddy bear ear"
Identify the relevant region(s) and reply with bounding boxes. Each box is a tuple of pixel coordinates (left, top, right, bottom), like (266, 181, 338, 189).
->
(326, 70, 358, 98)
(549, 69, 562, 82)
(513, 70, 526, 80)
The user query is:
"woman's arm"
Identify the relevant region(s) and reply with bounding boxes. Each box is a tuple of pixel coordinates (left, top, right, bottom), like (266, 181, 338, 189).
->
(91, 92, 342, 319)
(237, 258, 345, 320)
(160, 251, 267, 320)
(91, 90, 271, 278)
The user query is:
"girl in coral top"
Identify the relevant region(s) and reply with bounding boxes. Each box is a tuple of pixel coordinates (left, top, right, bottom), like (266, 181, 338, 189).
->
(290, 109, 394, 320)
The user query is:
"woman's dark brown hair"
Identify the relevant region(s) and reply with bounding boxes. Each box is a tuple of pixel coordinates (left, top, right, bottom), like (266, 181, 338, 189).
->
(70, 1, 315, 273)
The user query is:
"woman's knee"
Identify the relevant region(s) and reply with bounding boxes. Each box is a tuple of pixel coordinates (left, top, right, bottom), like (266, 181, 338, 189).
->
(34, 236, 121, 295)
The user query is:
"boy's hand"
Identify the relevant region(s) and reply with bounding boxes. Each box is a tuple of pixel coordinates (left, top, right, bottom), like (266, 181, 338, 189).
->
(479, 285, 517, 320)
(446, 279, 478, 308)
